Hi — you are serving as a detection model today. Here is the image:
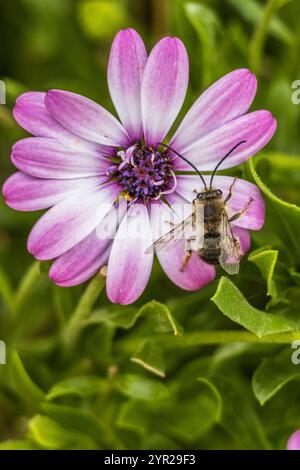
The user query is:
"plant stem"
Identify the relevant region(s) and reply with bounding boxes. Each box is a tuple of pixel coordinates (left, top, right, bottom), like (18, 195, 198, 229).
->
(152, 0, 170, 40)
(249, 0, 279, 75)
(63, 272, 106, 351)
(14, 261, 41, 317)
(117, 330, 300, 354)
(6, 262, 44, 343)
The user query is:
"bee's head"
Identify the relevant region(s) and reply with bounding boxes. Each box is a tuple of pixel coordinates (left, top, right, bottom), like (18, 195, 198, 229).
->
(196, 189, 222, 201)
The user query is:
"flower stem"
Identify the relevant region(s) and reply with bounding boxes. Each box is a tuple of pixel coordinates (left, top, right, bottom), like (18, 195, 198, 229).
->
(117, 330, 300, 354)
(14, 261, 41, 317)
(63, 271, 106, 351)
(249, 0, 279, 75)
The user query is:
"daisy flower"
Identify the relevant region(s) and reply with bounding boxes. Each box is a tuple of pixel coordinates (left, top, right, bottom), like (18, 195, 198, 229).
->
(3, 28, 276, 305)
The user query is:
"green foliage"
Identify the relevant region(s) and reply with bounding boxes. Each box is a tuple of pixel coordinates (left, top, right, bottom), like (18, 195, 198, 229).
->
(77, 0, 128, 41)
(211, 277, 293, 337)
(227, 0, 293, 44)
(131, 340, 166, 378)
(184, 2, 221, 86)
(248, 248, 280, 307)
(117, 374, 170, 401)
(28, 415, 98, 450)
(252, 347, 300, 405)
(9, 351, 45, 407)
(1, 0, 300, 451)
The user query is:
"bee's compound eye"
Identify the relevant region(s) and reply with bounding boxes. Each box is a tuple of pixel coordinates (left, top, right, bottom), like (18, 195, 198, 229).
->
(217, 189, 222, 197)
(197, 193, 204, 200)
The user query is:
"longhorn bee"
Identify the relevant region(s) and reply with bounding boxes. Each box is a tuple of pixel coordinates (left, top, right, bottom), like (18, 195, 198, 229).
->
(146, 141, 253, 274)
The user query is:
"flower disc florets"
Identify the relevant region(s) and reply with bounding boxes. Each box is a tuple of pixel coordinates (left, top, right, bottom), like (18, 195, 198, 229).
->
(107, 144, 176, 203)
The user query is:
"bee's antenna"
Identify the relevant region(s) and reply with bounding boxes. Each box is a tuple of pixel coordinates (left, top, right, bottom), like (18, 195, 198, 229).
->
(209, 141, 246, 188)
(157, 143, 207, 190)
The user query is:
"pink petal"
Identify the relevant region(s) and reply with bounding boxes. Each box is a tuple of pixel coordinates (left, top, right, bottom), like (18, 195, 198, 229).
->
(28, 182, 120, 260)
(231, 226, 251, 254)
(49, 204, 126, 287)
(141, 37, 189, 147)
(171, 69, 257, 152)
(14, 92, 74, 140)
(12, 137, 110, 179)
(108, 28, 147, 142)
(2, 172, 105, 211)
(13, 92, 114, 156)
(106, 204, 153, 305)
(174, 111, 277, 171)
(287, 430, 300, 450)
(45, 90, 130, 147)
(150, 202, 215, 291)
(174, 175, 265, 230)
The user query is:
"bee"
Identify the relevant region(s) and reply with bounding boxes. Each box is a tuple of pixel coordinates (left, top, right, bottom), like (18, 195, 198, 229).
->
(146, 141, 253, 274)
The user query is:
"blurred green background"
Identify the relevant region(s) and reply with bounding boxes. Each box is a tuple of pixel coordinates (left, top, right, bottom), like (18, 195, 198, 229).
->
(1, 0, 300, 450)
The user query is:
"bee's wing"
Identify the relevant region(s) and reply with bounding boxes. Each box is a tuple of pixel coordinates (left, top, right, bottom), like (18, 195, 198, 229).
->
(218, 211, 241, 275)
(145, 213, 195, 254)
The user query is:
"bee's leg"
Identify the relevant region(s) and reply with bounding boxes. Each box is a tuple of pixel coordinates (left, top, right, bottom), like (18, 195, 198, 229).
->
(224, 177, 238, 204)
(229, 197, 254, 223)
(180, 237, 196, 272)
(164, 220, 176, 227)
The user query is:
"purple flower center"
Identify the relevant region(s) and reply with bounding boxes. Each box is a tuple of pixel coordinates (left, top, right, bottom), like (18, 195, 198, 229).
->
(107, 145, 177, 203)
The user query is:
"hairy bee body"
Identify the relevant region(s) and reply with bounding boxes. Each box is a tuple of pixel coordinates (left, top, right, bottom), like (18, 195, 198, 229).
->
(147, 142, 248, 275)
(147, 185, 243, 275)
(194, 192, 224, 266)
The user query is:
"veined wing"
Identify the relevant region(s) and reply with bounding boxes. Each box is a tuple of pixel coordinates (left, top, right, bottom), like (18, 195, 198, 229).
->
(218, 210, 241, 275)
(145, 213, 195, 254)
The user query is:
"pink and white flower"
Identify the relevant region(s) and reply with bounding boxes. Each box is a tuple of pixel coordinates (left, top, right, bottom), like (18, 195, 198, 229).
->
(3, 28, 276, 305)
(287, 430, 300, 450)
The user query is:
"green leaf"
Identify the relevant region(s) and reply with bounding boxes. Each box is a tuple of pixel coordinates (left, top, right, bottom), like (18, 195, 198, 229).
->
(248, 247, 288, 308)
(28, 415, 97, 450)
(211, 277, 293, 337)
(137, 301, 183, 336)
(131, 341, 166, 378)
(46, 376, 106, 401)
(89, 301, 183, 336)
(211, 375, 271, 450)
(117, 378, 222, 445)
(117, 400, 150, 437)
(252, 347, 300, 405)
(159, 378, 222, 444)
(184, 2, 221, 86)
(0, 266, 14, 311)
(130, 341, 166, 378)
(0, 440, 38, 450)
(41, 402, 115, 449)
(227, 0, 293, 44)
(117, 374, 169, 401)
(10, 351, 44, 406)
(289, 268, 300, 286)
(247, 157, 300, 261)
(141, 433, 180, 450)
(85, 306, 140, 330)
